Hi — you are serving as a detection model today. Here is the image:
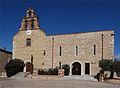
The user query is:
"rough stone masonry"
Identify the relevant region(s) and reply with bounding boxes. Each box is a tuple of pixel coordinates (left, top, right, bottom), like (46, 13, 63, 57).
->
(13, 8, 114, 76)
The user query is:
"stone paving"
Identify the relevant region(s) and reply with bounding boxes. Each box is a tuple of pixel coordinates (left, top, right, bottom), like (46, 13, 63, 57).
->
(0, 74, 120, 88)
(0, 79, 120, 88)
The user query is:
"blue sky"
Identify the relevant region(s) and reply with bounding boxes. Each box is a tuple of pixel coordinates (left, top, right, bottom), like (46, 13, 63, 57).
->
(0, 0, 120, 59)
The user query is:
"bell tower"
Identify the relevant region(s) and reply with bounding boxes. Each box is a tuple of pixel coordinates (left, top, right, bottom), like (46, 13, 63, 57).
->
(20, 8, 40, 31)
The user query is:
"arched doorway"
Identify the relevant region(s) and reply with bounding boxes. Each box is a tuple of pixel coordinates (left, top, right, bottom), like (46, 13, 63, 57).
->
(26, 61, 33, 74)
(72, 62, 81, 75)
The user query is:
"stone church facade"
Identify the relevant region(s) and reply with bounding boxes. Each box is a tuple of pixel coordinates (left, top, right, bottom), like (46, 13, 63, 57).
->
(13, 8, 114, 75)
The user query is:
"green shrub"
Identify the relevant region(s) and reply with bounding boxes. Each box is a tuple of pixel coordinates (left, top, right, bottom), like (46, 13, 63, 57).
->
(38, 67, 58, 75)
(4, 59, 25, 77)
(38, 69, 44, 75)
(50, 67, 58, 75)
(62, 64, 70, 76)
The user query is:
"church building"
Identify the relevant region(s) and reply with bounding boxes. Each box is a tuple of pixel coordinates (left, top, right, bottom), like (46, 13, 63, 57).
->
(13, 8, 114, 75)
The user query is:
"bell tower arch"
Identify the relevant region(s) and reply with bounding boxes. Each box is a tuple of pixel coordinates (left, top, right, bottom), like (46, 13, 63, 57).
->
(20, 8, 40, 31)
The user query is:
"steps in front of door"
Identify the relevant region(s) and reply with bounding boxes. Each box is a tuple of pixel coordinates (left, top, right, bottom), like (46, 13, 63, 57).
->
(61, 75, 97, 81)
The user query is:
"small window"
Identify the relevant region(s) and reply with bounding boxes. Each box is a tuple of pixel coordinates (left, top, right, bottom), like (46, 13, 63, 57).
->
(43, 50, 46, 56)
(59, 62, 61, 69)
(93, 45, 96, 55)
(111, 33, 115, 36)
(42, 63, 44, 65)
(26, 38, 31, 46)
(59, 46, 62, 56)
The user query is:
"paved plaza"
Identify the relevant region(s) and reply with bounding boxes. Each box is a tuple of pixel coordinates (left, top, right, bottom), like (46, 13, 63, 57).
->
(0, 79, 120, 88)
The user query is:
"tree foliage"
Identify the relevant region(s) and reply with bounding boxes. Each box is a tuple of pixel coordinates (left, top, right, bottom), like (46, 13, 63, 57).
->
(62, 64, 70, 76)
(99, 59, 115, 71)
(114, 61, 120, 77)
(114, 61, 120, 72)
(99, 59, 120, 78)
(4, 59, 25, 77)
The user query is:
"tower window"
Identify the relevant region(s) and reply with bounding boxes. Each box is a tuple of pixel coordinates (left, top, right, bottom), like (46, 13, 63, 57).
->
(31, 19, 34, 29)
(26, 38, 31, 46)
(59, 46, 62, 56)
(75, 46, 79, 56)
(93, 45, 96, 55)
(28, 11, 31, 17)
(25, 20, 28, 30)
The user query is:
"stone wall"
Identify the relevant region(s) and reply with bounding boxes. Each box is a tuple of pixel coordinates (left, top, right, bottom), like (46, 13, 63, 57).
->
(13, 30, 114, 75)
(0, 48, 12, 74)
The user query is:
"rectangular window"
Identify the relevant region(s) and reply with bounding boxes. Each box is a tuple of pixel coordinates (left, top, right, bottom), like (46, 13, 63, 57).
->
(75, 46, 79, 56)
(93, 45, 96, 55)
(26, 38, 31, 46)
(59, 46, 62, 56)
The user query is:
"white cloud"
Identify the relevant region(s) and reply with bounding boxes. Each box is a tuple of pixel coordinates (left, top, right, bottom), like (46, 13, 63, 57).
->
(115, 54, 120, 61)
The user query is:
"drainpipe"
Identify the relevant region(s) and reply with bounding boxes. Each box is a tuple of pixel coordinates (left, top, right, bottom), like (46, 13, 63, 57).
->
(52, 38, 54, 68)
(102, 34, 103, 60)
(31, 54, 33, 64)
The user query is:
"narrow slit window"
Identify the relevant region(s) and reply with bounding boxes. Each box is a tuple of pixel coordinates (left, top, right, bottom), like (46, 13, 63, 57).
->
(31, 20, 34, 29)
(26, 38, 31, 46)
(75, 46, 79, 56)
(59, 62, 61, 69)
(59, 46, 62, 56)
(25, 20, 28, 30)
(28, 11, 31, 17)
(93, 45, 96, 55)
(43, 50, 46, 56)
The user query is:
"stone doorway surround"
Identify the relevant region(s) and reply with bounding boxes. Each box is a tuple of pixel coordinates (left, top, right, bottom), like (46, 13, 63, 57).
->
(24, 60, 31, 72)
(70, 60, 83, 75)
(72, 62, 81, 75)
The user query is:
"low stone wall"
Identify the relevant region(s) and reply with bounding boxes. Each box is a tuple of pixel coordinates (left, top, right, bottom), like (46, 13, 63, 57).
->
(31, 75, 60, 80)
(105, 79, 120, 84)
(0, 77, 7, 81)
